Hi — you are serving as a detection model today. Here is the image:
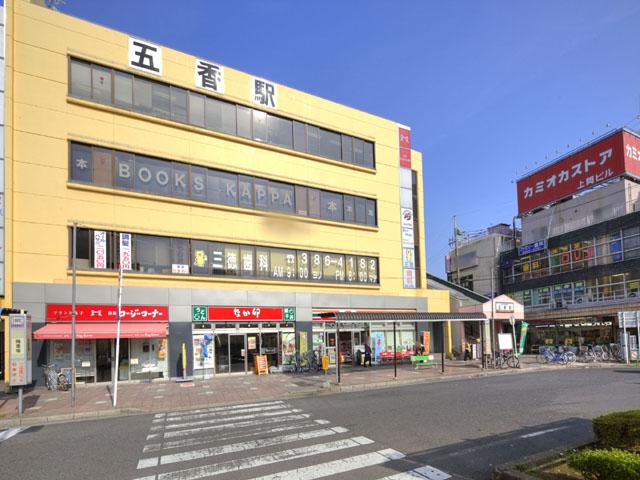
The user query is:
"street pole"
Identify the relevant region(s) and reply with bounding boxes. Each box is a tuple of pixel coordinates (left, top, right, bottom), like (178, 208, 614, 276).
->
(113, 257, 124, 408)
(636, 312, 639, 367)
(453, 215, 460, 285)
(491, 267, 496, 361)
(622, 312, 629, 365)
(336, 320, 340, 384)
(393, 321, 397, 379)
(480, 320, 485, 369)
(71, 222, 77, 408)
(510, 315, 517, 357)
(441, 322, 445, 374)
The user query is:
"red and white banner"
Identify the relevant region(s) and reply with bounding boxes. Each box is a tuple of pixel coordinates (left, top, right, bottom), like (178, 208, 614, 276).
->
(94, 230, 107, 269)
(119, 233, 132, 270)
(207, 306, 283, 322)
(398, 125, 412, 169)
(46, 304, 169, 322)
(517, 130, 640, 214)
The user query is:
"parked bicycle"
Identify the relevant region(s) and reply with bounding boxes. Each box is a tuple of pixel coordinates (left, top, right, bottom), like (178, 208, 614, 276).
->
(537, 347, 575, 365)
(485, 352, 520, 369)
(43, 364, 71, 391)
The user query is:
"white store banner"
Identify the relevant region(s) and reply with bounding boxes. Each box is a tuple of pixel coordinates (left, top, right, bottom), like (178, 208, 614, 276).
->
(94, 230, 107, 269)
(119, 233, 132, 270)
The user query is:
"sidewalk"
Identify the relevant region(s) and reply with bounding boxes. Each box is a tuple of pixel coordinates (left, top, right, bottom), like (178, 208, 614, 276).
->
(0, 356, 621, 427)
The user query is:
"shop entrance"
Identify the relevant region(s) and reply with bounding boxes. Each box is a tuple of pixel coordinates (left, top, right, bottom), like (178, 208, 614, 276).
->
(96, 339, 111, 382)
(229, 335, 246, 373)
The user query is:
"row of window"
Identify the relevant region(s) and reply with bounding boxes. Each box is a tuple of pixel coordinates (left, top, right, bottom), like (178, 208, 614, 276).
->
(510, 272, 640, 308)
(69, 58, 375, 169)
(502, 227, 640, 284)
(73, 229, 380, 285)
(70, 143, 377, 225)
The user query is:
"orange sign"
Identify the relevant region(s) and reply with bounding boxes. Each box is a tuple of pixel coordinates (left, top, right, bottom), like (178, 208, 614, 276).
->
(254, 354, 269, 375)
(423, 331, 431, 355)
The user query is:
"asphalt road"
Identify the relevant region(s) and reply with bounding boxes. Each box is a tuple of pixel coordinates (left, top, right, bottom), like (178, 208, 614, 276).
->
(0, 368, 638, 480)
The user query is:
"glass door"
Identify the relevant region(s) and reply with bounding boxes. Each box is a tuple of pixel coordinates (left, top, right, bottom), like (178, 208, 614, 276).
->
(229, 334, 246, 373)
(214, 334, 229, 374)
(117, 338, 129, 381)
(261, 332, 279, 368)
(96, 339, 112, 382)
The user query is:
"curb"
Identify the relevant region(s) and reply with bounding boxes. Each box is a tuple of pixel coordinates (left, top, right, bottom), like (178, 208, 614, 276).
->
(0, 363, 625, 428)
(492, 440, 589, 479)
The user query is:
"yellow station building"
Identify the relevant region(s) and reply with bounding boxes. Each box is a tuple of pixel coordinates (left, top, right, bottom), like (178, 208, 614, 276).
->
(1, 0, 452, 386)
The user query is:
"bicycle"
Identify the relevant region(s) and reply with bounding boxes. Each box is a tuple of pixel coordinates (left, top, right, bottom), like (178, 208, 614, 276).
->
(537, 348, 573, 365)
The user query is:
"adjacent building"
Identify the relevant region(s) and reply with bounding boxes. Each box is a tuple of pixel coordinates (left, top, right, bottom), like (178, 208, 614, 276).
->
(501, 128, 640, 352)
(1, 0, 451, 387)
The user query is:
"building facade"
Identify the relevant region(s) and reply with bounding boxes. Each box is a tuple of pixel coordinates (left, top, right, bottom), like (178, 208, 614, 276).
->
(1, 0, 448, 387)
(446, 223, 518, 296)
(502, 128, 640, 352)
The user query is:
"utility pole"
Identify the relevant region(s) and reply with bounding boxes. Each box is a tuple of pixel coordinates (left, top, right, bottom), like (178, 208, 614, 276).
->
(491, 236, 497, 361)
(453, 215, 461, 285)
(71, 222, 77, 408)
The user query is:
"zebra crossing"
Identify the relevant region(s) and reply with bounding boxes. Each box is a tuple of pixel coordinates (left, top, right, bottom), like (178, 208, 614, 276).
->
(132, 399, 452, 480)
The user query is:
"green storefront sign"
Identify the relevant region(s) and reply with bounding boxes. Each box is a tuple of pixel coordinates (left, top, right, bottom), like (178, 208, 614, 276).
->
(192, 306, 207, 322)
(284, 307, 296, 321)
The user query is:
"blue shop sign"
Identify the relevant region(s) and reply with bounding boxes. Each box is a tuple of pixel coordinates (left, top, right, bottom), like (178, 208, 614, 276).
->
(518, 240, 546, 256)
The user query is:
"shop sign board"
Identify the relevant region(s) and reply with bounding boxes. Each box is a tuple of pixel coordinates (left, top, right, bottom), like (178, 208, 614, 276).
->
(46, 304, 168, 322)
(401, 226, 415, 246)
(401, 208, 413, 228)
(498, 333, 514, 351)
(517, 130, 640, 214)
(518, 240, 546, 256)
(495, 301, 515, 313)
(195, 58, 224, 94)
(618, 311, 640, 328)
(207, 306, 283, 322)
(119, 233, 132, 270)
(128, 37, 162, 76)
(398, 125, 412, 169)
(403, 247, 415, 269)
(251, 77, 277, 109)
(403, 268, 416, 289)
(283, 307, 296, 321)
(94, 230, 107, 269)
(192, 306, 207, 322)
(9, 314, 32, 386)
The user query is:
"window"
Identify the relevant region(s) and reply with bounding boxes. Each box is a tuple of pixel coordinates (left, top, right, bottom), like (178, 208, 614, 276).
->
(114, 71, 133, 108)
(91, 147, 113, 187)
(295, 186, 308, 216)
(223, 244, 240, 276)
(343, 195, 355, 223)
(207, 170, 238, 206)
(191, 240, 210, 275)
(365, 199, 376, 226)
(345, 255, 357, 283)
(171, 162, 189, 197)
(136, 235, 171, 274)
(268, 180, 294, 212)
(319, 128, 342, 161)
(114, 151, 134, 189)
(152, 83, 171, 119)
(270, 248, 296, 280)
(238, 175, 254, 208)
(297, 251, 310, 280)
(171, 238, 190, 274)
(133, 77, 153, 114)
(91, 65, 112, 104)
(323, 253, 345, 282)
(308, 188, 321, 218)
(188, 92, 205, 127)
(135, 155, 171, 195)
(240, 246, 255, 277)
(256, 247, 270, 279)
(190, 165, 207, 200)
(72, 228, 91, 268)
(70, 59, 91, 98)
(70, 59, 377, 169)
(341, 135, 353, 163)
(254, 178, 268, 209)
(252, 110, 267, 142)
(355, 197, 366, 224)
(307, 126, 320, 155)
(267, 114, 293, 148)
(170, 87, 188, 123)
(321, 191, 343, 222)
(70, 143, 92, 182)
(293, 121, 306, 152)
(624, 226, 640, 260)
(237, 106, 252, 139)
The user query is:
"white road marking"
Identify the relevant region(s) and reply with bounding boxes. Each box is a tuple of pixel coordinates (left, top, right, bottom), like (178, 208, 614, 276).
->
(0, 427, 28, 443)
(413, 465, 452, 480)
(143, 420, 318, 453)
(164, 400, 284, 417)
(520, 426, 568, 438)
(247, 448, 405, 480)
(142, 436, 375, 480)
(157, 404, 287, 424)
(138, 426, 350, 469)
(151, 408, 301, 432)
(314, 419, 330, 424)
(162, 413, 311, 439)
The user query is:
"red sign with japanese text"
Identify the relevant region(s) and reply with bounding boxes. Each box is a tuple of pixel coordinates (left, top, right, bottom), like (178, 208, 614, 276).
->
(206, 307, 283, 322)
(398, 126, 412, 169)
(46, 304, 168, 322)
(517, 130, 640, 214)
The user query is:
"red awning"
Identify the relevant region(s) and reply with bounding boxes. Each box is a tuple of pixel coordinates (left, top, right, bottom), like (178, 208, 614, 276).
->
(33, 322, 167, 340)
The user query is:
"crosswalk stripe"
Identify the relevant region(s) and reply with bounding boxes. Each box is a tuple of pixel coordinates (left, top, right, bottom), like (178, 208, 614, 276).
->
(379, 470, 430, 479)
(135, 436, 375, 480)
(0, 427, 28, 444)
(143, 420, 319, 453)
(156, 404, 289, 424)
(413, 466, 452, 480)
(162, 413, 311, 439)
(246, 448, 405, 480)
(164, 400, 284, 417)
(137, 426, 350, 469)
(151, 408, 301, 432)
